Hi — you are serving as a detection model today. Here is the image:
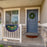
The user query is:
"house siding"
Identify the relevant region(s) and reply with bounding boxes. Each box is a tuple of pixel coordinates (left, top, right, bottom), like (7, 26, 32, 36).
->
(20, 8, 25, 24)
(2, 7, 41, 42)
(41, 0, 47, 24)
(20, 7, 41, 34)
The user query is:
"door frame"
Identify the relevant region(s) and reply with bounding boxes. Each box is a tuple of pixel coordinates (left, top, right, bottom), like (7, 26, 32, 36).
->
(3, 8, 20, 26)
(25, 7, 40, 25)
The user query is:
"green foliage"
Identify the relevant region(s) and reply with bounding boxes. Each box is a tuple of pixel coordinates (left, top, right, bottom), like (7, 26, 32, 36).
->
(0, 21, 1, 24)
(0, 44, 3, 47)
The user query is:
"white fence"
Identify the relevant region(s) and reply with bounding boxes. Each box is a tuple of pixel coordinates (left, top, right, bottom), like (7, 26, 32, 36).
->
(3, 24, 22, 43)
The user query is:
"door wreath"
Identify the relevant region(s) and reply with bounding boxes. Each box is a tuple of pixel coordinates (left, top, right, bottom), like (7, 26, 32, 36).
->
(29, 13, 35, 19)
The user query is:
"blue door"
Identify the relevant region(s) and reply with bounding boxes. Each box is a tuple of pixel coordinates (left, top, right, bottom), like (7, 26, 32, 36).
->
(27, 9, 38, 33)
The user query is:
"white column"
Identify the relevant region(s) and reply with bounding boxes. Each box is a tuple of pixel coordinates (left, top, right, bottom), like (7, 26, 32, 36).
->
(20, 24, 22, 43)
(0, 25, 2, 40)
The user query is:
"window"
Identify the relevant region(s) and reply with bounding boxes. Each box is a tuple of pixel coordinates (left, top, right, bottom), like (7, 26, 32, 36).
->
(6, 10, 18, 25)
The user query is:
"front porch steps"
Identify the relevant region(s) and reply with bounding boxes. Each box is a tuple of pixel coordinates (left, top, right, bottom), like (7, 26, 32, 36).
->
(22, 35, 44, 46)
(0, 33, 44, 47)
(0, 41, 44, 47)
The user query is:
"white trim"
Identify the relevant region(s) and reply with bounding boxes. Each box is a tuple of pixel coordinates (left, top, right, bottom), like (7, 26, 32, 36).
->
(0, 10, 3, 40)
(25, 7, 40, 25)
(20, 24, 22, 43)
(0, 10, 2, 25)
(3, 37, 20, 40)
(3, 8, 20, 26)
(4, 8, 20, 11)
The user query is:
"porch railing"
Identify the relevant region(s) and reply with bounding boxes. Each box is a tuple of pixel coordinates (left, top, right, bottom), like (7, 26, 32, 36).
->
(2, 24, 41, 43)
(3, 24, 22, 43)
(39, 23, 47, 47)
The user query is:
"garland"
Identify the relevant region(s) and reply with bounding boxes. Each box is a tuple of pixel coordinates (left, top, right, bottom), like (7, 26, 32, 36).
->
(29, 13, 35, 19)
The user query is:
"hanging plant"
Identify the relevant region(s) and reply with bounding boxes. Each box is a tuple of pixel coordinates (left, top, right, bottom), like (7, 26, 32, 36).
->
(29, 13, 35, 19)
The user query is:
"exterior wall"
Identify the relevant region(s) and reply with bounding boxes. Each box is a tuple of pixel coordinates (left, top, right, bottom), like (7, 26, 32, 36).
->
(41, 0, 47, 24)
(3, 7, 40, 25)
(20, 8, 25, 24)
(2, 7, 41, 42)
(3, 7, 41, 34)
(20, 7, 40, 24)
(20, 7, 41, 34)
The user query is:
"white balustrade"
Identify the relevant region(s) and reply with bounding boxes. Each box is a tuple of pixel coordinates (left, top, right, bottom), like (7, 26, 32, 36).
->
(3, 24, 22, 43)
(40, 23, 47, 47)
(0, 25, 2, 40)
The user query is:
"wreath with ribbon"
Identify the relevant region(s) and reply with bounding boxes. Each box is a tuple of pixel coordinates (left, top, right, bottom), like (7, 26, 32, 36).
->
(29, 13, 35, 19)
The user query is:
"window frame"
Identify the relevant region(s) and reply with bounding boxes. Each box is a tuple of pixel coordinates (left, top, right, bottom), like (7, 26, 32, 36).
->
(4, 8, 20, 26)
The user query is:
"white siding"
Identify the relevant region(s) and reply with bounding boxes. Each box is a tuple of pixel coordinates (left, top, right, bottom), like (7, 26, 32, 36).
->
(41, 0, 47, 24)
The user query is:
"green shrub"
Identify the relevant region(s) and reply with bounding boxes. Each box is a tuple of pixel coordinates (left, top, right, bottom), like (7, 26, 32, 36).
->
(0, 44, 3, 47)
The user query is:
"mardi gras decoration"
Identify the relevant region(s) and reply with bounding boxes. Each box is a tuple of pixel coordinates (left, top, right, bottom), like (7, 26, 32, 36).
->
(6, 24, 18, 32)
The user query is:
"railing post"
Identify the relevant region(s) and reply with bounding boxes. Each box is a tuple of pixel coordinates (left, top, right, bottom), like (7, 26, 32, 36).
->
(0, 25, 2, 40)
(20, 24, 22, 43)
(44, 32, 46, 47)
(41, 26, 47, 47)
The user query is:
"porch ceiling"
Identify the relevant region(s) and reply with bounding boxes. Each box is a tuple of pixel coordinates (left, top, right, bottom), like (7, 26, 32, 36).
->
(0, 0, 43, 8)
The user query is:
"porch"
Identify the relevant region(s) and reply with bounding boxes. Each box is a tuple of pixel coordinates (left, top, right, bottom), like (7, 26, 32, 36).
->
(0, 27, 44, 47)
(0, 24, 44, 47)
(0, 0, 47, 47)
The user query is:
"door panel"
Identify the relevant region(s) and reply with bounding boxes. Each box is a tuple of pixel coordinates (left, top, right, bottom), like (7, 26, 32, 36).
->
(27, 9, 38, 33)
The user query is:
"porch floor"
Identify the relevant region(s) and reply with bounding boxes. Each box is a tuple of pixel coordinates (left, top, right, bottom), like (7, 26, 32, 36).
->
(22, 35, 44, 45)
(0, 35, 44, 47)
